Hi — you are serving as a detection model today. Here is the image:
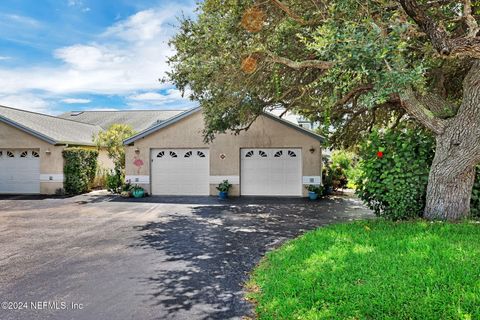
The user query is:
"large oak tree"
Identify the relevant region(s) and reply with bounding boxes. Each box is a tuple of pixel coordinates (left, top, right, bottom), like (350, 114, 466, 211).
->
(167, 0, 480, 220)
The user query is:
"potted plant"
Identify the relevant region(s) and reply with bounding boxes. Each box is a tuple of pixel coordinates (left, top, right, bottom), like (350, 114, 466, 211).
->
(216, 180, 232, 199)
(305, 185, 323, 200)
(131, 185, 145, 198)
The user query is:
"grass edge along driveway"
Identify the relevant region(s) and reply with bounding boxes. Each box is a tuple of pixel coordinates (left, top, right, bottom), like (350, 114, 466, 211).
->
(246, 220, 480, 320)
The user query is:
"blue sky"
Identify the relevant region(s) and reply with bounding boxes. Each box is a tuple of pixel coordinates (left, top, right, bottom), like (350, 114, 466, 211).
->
(0, 0, 198, 114)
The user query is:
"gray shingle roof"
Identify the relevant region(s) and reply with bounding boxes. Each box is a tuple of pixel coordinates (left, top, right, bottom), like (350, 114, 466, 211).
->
(0, 105, 102, 145)
(57, 110, 185, 132)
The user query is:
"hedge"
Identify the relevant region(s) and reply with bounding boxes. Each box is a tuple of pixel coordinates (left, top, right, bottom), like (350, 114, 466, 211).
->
(356, 128, 435, 220)
(356, 128, 480, 219)
(63, 148, 98, 195)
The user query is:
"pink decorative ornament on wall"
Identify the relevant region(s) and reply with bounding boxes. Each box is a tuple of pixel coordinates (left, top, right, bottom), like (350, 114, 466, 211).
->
(133, 157, 144, 174)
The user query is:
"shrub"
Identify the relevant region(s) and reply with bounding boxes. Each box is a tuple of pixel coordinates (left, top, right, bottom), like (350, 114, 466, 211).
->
(63, 148, 99, 195)
(324, 150, 360, 191)
(91, 167, 108, 189)
(356, 128, 435, 220)
(305, 184, 324, 195)
(216, 180, 232, 193)
(106, 169, 124, 194)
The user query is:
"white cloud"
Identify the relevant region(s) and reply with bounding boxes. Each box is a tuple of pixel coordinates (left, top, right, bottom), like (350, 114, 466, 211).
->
(129, 89, 183, 102)
(103, 9, 166, 42)
(1, 14, 41, 27)
(127, 89, 196, 109)
(0, 56, 11, 61)
(54, 45, 127, 70)
(0, 94, 51, 114)
(0, 3, 195, 106)
(62, 98, 91, 104)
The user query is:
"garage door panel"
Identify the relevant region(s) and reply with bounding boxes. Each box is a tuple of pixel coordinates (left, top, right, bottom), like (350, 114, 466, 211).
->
(151, 149, 209, 196)
(0, 150, 40, 194)
(241, 148, 302, 196)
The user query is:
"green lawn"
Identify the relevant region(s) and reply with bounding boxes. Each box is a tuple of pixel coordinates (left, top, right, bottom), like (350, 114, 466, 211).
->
(246, 220, 480, 320)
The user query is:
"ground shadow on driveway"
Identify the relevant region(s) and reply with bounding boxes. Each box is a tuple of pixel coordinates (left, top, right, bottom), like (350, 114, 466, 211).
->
(132, 195, 373, 319)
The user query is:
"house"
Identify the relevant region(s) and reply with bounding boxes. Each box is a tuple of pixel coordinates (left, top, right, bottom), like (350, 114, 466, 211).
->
(0, 105, 104, 194)
(123, 107, 324, 197)
(0, 105, 324, 196)
(269, 108, 321, 131)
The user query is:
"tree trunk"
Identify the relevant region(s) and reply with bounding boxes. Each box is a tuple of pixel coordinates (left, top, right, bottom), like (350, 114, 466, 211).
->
(424, 143, 477, 220)
(423, 61, 480, 220)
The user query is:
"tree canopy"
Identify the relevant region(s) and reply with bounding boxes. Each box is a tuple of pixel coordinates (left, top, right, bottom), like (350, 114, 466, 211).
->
(167, 0, 479, 147)
(94, 124, 136, 170)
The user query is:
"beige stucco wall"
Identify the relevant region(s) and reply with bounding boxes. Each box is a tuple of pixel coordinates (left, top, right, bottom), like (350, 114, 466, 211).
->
(97, 149, 115, 170)
(125, 111, 322, 197)
(0, 121, 65, 194)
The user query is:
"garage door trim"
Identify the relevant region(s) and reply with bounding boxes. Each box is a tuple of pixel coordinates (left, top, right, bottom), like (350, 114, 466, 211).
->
(150, 148, 210, 196)
(0, 149, 41, 194)
(240, 147, 303, 197)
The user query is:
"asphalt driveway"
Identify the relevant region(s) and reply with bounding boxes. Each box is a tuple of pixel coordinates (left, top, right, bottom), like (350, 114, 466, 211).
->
(0, 192, 373, 320)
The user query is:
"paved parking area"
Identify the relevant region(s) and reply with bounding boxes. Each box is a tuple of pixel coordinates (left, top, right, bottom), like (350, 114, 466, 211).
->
(0, 192, 373, 320)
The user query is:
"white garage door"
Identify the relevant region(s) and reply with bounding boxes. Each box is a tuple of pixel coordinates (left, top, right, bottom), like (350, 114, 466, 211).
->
(151, 149, 209, 196)
(0, 150, 40, 194)
(241, 148, 302, 196)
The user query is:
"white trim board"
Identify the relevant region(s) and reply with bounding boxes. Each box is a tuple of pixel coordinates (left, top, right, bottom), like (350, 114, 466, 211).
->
(303, 176, 321, 185)
(126, 175, 150, 184)
(40, 174, 64, 182)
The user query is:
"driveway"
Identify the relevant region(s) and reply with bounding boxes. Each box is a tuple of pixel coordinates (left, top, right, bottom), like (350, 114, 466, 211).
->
(0, 192, 373, 320)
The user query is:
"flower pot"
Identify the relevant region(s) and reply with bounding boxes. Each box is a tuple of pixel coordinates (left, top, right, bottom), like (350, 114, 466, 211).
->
(219, 191, 228, 200)
(132, 189, 144, 198)
(308, 191, 318, 200)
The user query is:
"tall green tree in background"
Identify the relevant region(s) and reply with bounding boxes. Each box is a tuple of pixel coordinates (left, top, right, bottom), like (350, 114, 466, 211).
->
(94, 124, 135, 171)
(167, 0, 480, 220)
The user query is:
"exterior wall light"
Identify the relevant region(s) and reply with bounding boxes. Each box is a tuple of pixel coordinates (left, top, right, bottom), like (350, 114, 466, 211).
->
(309, 147, 315, 154)
(134, 148, 140, 154)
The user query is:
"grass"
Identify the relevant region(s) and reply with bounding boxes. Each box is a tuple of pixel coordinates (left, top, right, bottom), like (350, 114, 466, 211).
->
(246, 220, 480, 320)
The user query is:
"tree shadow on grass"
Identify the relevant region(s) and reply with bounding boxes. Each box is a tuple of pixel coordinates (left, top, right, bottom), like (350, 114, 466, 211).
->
(132, 198, 373, 319)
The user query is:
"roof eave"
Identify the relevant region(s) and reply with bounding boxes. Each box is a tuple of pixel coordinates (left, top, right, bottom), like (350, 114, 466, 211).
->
(262, 112, 326, 143)
(123, 106, 202, 145)
(56, 141, 97, 147)
(0, 115, 58, 145)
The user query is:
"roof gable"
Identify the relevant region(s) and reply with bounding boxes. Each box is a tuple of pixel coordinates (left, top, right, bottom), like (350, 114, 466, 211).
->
(124, 107, 325, 144)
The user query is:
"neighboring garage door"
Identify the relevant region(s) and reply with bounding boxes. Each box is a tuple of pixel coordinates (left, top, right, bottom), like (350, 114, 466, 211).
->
(241, 148, 302, 196)
(151, 149, 209, 195)
(0, 150, 40, 194)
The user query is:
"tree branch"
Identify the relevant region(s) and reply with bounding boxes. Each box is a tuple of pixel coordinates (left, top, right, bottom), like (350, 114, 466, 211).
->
(398, 0, 452, 55)
(269, 0, 323, 26)
(398, 0, 480, 58)
(463, 0, 480, 38)
(398, 88, 447, 134)
(334, 84, 374, 108)
(416, 92, 457, 118)
(264, 51, 333, 70)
